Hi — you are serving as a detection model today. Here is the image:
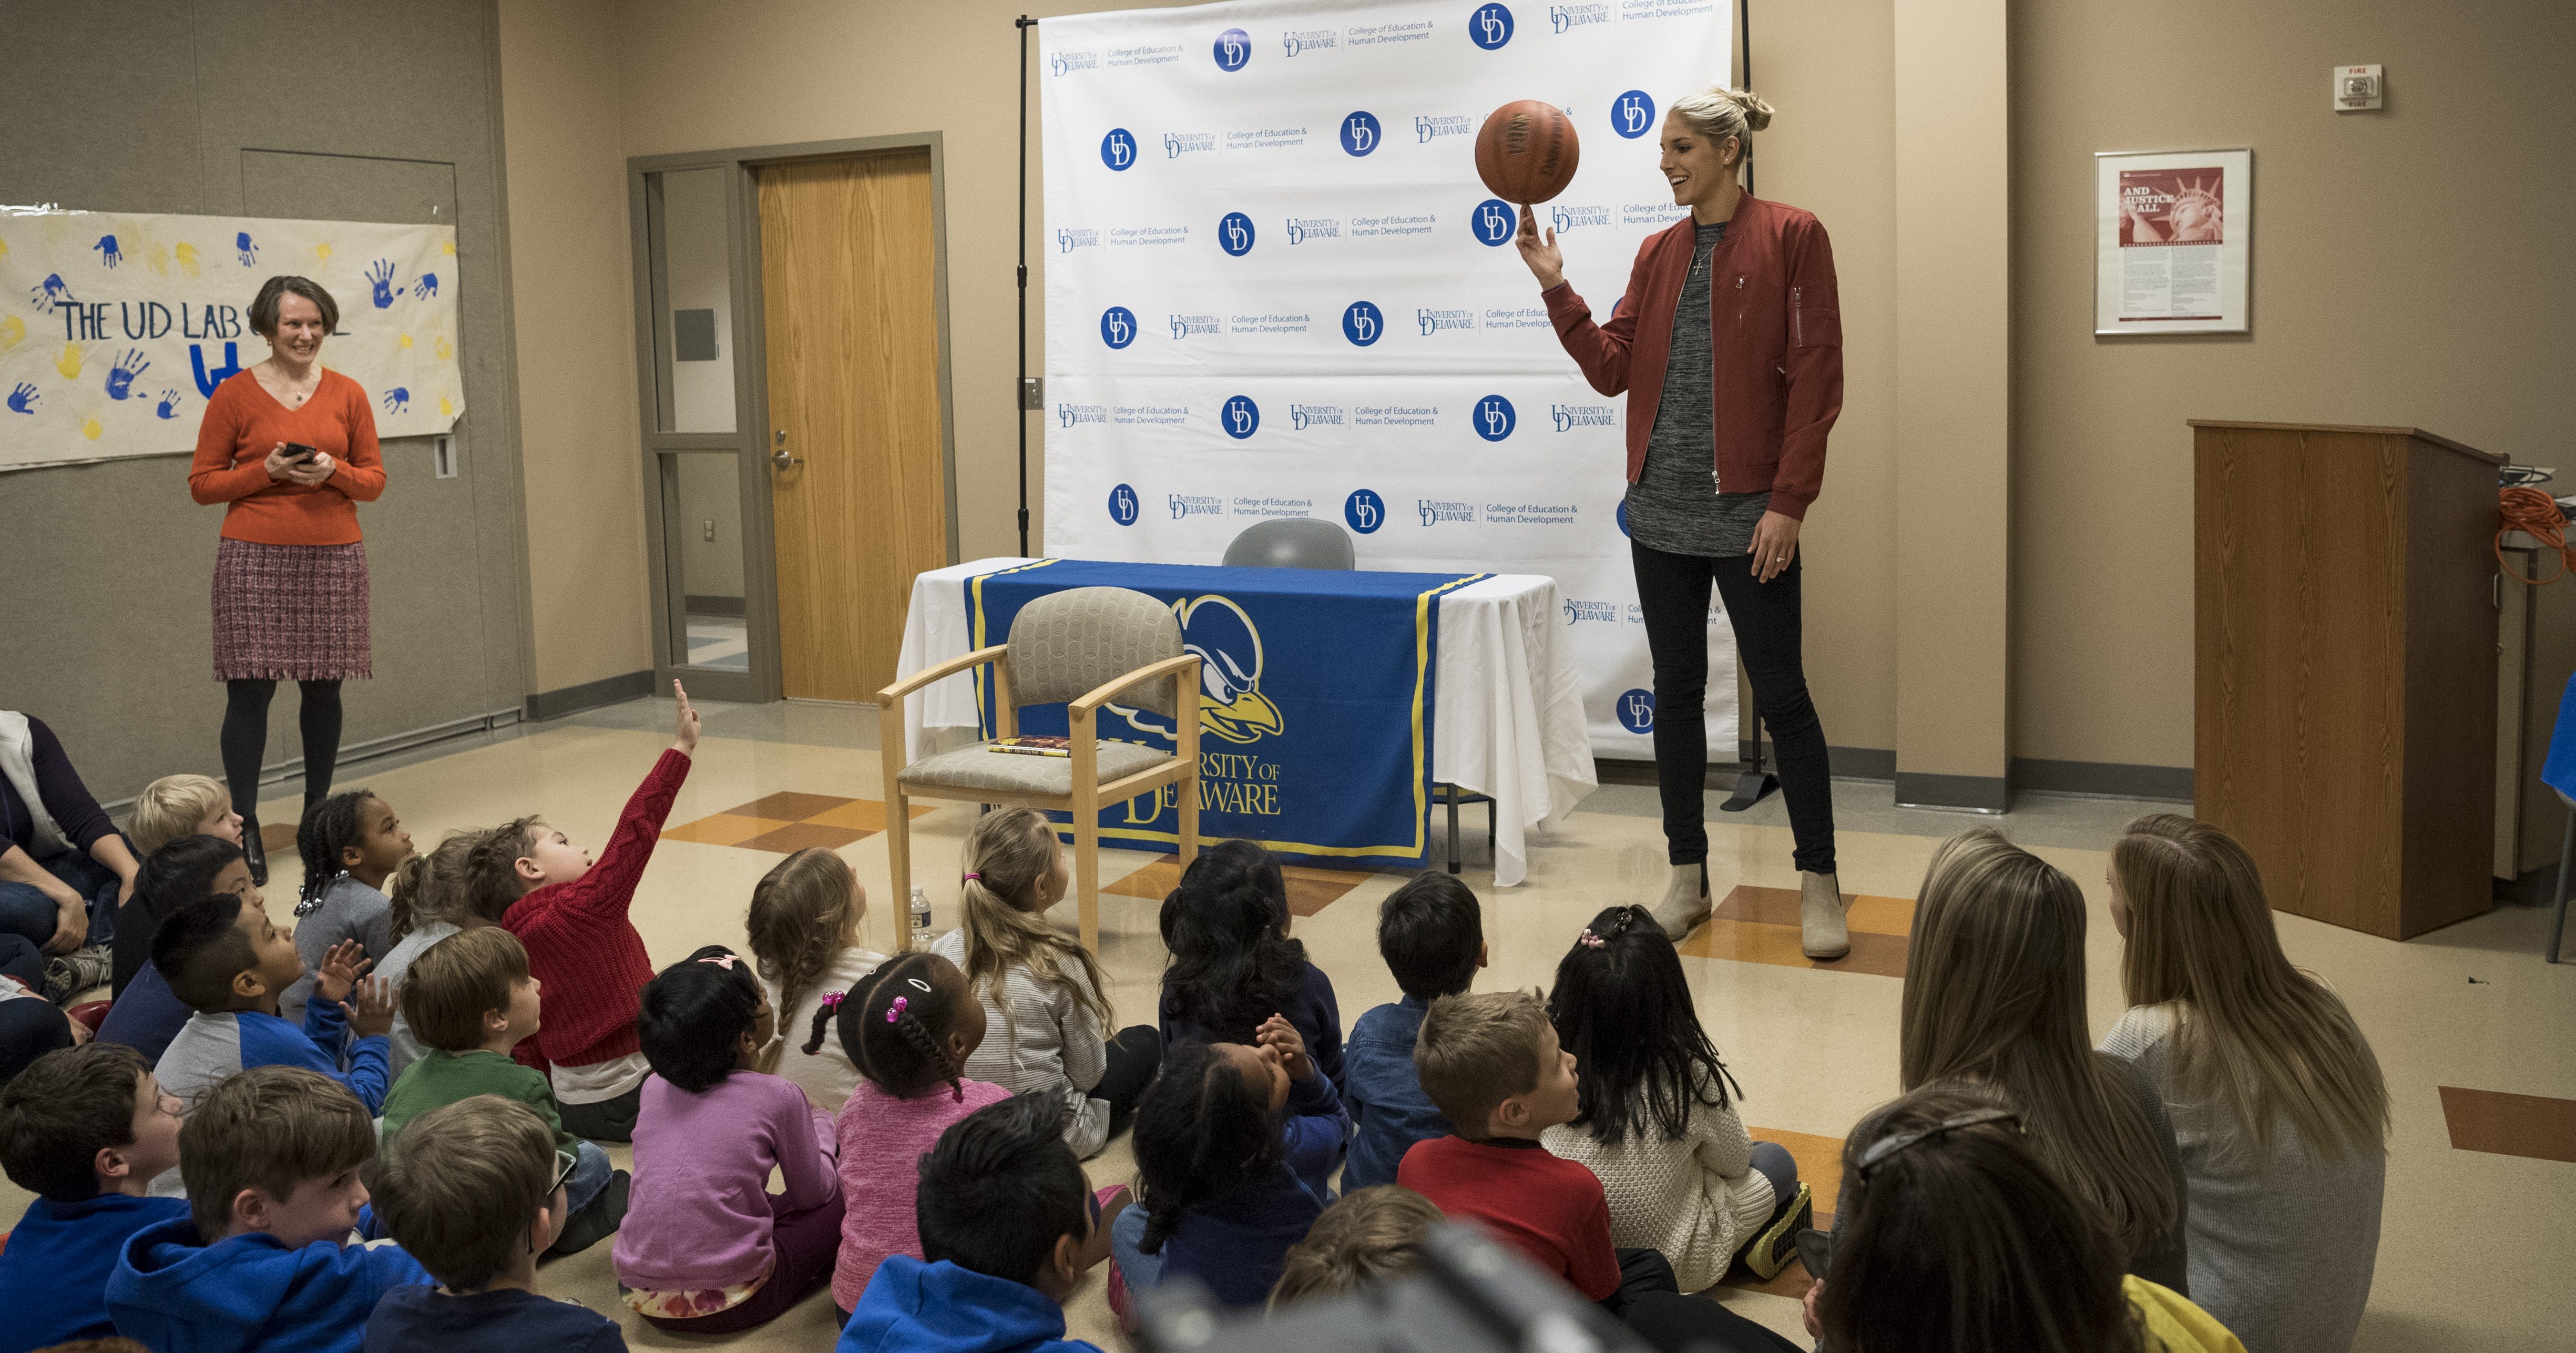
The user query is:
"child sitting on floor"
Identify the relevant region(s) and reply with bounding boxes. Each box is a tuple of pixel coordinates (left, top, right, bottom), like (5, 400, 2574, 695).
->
(127, 774, 243, 860)
(464, 682, 699, 1142)
(932, 807, 1159, 1156)
(98, 837, 259, 1066)
(1266, 1185, 1446, 1310)
(744, 847, 885, 1109)
(378, 927, 626, 1256)
(107, 1066, 431, 1353)
(1158, 839, 1344, 1091)
(369, 1096, 630, 1352)
(0, 1044, 188, 1353)
(823, 951, 1011, 1320)
(1112, 1019, 1349, 1311)
(614, 945, 843, 1335)
(838, 1092, 1119, 1353)
(375, 830, 490, 1077)
(150, 893, 396, 1113)
(1345, 872, 1485, 1189)
(1398, 989, 1678, 1316)
(1543, 906, 1808, 1291)
(280, 788, 416, 1023)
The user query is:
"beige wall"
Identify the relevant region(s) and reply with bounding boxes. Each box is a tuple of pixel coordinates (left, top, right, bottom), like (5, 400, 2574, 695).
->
(497, 0, 651, 694)
(2011, 0, 2576, 769)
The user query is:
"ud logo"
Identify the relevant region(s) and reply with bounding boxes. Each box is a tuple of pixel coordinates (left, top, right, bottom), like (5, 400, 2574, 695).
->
(1473, 198, 1515, 246)
(1099, 307, 1137, 349)
(1212, 26, 1253, 70)
(1343, 488, 1385, 534)
(1106, 483, 1140, 525)
(1221, 394, 1261, 439)
(1219, 211, 1257, 256)
(1340, 111, 1381, 156)
(1100, 128, 1137, 170)
(1617, 688, 1656, 734)
(1475, 394, 1517, 442)
(1469, 3, 1514, 48)
(1613, 90, 1657, 139)
(1341, 300, 1382, 347)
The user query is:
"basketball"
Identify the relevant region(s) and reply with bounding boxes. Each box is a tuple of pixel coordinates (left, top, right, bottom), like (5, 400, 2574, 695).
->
(1474, 100, 1581, 205)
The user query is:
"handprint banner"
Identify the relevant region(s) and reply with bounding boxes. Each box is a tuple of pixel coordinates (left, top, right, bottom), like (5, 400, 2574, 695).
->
(0, 206, 462, 471)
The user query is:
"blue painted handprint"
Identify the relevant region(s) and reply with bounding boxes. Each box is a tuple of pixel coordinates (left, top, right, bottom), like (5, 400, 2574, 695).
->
(381, 386, 410, 413)
(105, 349, 149, 400)
(29, 273, 74, 312)
(366, 259, 400, 309)
(155, 389, 184, 419)
(94, 235, 123, 268)
(412, 272, 438, 300)
(236, 231, 257, 266)
(6, 383, 37, 414)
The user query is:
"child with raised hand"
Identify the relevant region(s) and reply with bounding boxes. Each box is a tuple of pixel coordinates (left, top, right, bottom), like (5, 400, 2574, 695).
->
(0, 1044, 188, 1353)
(744, 846, 884, 1108)
(614, 944, 843, 1335)
(1112, 1017, 1350, 1311)
(1346, 872, 1486, 1189)
(1158, 838, 1343, 1091)
(932, 806, 1159, 1156)
(822, 950, 1011, 1318)
(377, 928, 625, 1257)
(280, 789, 415, 1024)
(369, 1096, 629, 1353)
(1266, 1185, 1446, 1311)
(150, 893, 397, 1113)
(840, 1091, 1119, 1353)
(98, 837, 257, 1063)
(1543, 906, 1807, 1292)
(466, 681, 700, 1142)
(107, 1066, 432, 1353)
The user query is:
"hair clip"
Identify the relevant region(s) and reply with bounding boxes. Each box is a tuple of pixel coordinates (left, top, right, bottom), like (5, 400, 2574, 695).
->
(905, 977, 933, 993)
(886, 995, 909, 1023)
(697, 954, 737, 970)
(820, 991, 845, 1011)
(1577, 929, 1607, 949)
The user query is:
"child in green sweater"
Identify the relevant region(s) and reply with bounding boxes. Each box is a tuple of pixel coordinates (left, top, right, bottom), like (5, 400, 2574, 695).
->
(379, 927, 626, 1255)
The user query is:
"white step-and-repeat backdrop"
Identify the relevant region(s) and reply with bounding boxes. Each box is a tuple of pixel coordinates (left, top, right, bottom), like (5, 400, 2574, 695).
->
(1040, 0, 1738, 758)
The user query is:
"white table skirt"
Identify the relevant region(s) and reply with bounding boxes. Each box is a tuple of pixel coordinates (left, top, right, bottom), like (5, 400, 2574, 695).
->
(894, 558, 1595, 887)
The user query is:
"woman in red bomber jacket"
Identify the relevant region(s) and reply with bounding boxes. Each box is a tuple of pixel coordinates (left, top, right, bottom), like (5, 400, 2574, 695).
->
(1517, 87, 1848, 960)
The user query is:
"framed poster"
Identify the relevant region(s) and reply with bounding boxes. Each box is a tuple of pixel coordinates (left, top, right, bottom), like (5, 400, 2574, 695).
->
(2095, 148, 2251, 335)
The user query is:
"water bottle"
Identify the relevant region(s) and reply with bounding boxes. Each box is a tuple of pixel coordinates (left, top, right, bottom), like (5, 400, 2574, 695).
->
(909, 886, 933, 942)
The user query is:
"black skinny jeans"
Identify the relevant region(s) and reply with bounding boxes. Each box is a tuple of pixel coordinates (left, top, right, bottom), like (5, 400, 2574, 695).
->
(1631, 538, 1836, 874)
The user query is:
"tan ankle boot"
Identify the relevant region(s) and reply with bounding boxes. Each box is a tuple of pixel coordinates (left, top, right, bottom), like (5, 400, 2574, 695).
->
(1801, 870, 1850, 959)
(1650, 862, 1712, 941)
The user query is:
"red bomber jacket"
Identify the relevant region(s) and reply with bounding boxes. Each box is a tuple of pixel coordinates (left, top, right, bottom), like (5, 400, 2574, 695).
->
(1540, 194, 1843, 520)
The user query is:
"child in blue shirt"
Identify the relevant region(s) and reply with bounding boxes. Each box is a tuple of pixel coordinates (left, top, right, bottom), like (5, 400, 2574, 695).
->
(108, 1065, 431, 1353)
(0, 1042, 189, 1353)
(1158, 840, 1345, 1092)
(841, 1091, 1115, 1353)
(1344, 872, 1486, 1189)
(148, 892, 397, 1113)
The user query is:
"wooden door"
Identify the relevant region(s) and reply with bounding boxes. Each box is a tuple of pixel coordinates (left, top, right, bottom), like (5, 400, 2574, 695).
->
(757, 152, 947, 700)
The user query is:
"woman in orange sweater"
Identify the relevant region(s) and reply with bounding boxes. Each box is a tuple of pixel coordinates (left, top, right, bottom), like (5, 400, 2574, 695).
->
(188, 277, 387, 884)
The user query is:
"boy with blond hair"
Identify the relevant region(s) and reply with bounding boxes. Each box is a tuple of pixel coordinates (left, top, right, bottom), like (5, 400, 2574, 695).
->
(126, 775, 242, 859)
(1397, 990, 1675, 1314)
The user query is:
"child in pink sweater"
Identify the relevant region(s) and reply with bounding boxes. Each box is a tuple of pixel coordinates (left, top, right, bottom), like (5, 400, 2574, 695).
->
(815, 950, 1010, 1319)
(613, 945, 843, 1335)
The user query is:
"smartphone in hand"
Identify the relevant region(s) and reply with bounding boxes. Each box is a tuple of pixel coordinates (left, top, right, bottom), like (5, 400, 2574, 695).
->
(284, 442, 321, 464)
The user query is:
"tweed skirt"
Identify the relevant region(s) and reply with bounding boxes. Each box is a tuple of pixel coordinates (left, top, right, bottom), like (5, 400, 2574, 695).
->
(211, 539, 374, 682)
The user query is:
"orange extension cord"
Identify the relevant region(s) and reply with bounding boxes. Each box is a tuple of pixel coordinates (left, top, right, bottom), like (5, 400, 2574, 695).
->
(2498, 485, 2576, 585)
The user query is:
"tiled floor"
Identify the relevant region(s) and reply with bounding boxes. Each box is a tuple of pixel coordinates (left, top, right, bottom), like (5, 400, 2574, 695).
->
(26, 694, 2576, 1350)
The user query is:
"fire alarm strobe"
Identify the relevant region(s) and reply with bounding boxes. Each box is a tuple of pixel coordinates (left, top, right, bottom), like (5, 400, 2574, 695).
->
(2334, 64, 2384, 112)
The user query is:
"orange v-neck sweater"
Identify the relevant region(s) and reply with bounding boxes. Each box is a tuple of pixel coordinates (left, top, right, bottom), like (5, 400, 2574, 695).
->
(188, 368, 386, 544)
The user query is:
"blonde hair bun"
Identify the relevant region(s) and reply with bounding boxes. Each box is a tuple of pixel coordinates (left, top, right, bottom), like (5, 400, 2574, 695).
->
(1670, 85, 1775, 143)
(1722, 88, 1774, 131)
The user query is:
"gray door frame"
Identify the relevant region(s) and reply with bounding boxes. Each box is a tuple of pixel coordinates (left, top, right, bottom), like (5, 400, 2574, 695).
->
(626, 132, 962, 705)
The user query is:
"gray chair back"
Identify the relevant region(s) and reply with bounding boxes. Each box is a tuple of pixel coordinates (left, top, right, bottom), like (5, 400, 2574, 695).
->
(1222, 518, 1355, 571)
(1005, 586, 1183, 717)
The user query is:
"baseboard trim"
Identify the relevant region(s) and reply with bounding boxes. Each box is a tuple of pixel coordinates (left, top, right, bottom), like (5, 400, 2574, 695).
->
(102, 707, 523, 820)
(2011, 758, 2194, 802)
(684, 593, 748, 618)
(525, 669, 656, 723)
(1894, 771, 2011, 813)
(1595, 746, 1898, 788)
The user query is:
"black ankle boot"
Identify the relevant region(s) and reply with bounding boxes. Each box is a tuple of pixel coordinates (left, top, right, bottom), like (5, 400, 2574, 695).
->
(241, 815, 269, 887)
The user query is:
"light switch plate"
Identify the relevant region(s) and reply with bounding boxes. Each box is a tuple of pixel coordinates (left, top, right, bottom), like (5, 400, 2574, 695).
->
(2334, 64, 2384, 112)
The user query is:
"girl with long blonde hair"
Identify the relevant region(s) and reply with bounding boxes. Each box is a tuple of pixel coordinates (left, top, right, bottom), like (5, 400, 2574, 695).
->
(375, 827, 490, 1077)
(745, 847, 886, 1108)
(929, 806, 1160, 1156)
(1900, 828, 2187, 1290)
(2103, 814, 2387, 1353)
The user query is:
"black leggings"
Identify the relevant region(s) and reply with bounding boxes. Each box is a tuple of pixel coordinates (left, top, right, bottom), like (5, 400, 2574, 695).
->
(220, 678, 344, 825)
(1096, 1024, 1162, 1140)
(1631, 539, 1836, 874)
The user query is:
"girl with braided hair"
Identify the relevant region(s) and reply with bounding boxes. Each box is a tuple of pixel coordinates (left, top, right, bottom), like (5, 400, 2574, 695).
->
(821, 950, 1010, 1315)
(1109, 1020, 1350, 1315)
(277, 788, 412, 1023)
(616, 943, 844, 1334)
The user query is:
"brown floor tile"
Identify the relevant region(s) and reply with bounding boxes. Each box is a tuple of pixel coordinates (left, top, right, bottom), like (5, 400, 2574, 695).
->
(2439, 1086, 2576, 1164)
(1103, 856, 1371, 915)
(737, 821, 870, 854)
(1677, 918, 1909, 978)
(805, 799, 936, 832)
(261, 820, 297, 852)
(728, 791, 857, 821)
(661, 813, 796, 847)
(1713, 884, 1915, 936)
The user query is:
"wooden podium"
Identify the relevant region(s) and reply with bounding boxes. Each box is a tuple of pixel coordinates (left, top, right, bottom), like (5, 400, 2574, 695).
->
(2192, 422, 2504, 940)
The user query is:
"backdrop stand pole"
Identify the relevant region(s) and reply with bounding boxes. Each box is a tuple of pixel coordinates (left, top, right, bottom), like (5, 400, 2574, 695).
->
(1015, 14, 1036, 557)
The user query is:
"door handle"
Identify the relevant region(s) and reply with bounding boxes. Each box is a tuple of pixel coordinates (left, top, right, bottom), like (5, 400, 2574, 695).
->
(771, 429, 802, 471)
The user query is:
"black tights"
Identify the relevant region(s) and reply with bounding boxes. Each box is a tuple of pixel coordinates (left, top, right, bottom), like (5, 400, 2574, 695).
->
(220, 678, 344, 826)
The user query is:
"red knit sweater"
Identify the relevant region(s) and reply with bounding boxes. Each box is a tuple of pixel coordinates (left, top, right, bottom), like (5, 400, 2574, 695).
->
(504, 749, 690, 1071)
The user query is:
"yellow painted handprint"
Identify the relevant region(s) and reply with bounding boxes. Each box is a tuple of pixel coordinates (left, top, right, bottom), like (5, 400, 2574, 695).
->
(441, 239, 456, 256)
(434, 335, 452, 361)
(55, 343, 83, 380)
(0, 236, 8, 257)
(398, 333, 413, 349)
(145, 243, 171, 276)
(175, 241, 201, 276)
(314, 241, 333, 263)
(438, 394, 454, 419)
(80, 411, 104, 440)
(0, 315, 23, 352)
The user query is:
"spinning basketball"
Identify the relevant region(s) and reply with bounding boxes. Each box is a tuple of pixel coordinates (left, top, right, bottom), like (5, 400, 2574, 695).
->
(1474, 100, 1580, 204)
